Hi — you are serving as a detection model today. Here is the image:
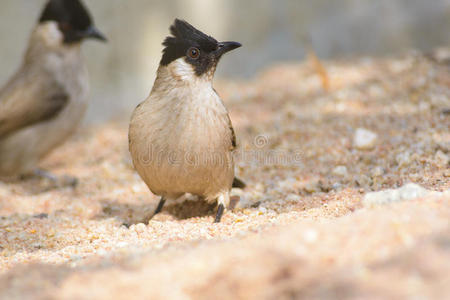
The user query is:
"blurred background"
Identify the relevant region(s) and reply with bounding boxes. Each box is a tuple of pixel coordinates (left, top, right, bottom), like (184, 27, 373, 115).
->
(0, 0, 449, 123)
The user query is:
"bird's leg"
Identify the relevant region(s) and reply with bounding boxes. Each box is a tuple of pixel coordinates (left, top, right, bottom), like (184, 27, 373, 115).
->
(215, 204, 225, 223)
(214, 193, 229, 223)
(140, 196, 166, 225)
(154, 197, 166, 215)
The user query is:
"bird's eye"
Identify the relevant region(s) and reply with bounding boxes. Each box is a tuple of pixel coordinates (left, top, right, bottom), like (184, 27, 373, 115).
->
(187, 47, 200, 59)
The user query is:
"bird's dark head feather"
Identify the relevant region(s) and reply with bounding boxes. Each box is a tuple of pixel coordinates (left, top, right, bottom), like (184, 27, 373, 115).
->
(161, 19, 241, 77)
(39, 0, 106, 44)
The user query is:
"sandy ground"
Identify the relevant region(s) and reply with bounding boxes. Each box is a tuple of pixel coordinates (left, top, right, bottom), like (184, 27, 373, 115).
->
(0, 52, 449, 299)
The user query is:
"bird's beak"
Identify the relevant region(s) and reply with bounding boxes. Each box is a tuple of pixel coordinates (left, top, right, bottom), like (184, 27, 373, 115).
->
(83, 26, 107, 42)
(215, 41, 242, 58)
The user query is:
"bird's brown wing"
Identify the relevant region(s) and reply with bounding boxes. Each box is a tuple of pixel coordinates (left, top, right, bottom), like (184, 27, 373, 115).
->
(226, 115, 247, 189)
(213, 89, 246, 188)
(213, 87, 237, 151)
(227, 114, 237, 150)
(0, 67, 69, 138)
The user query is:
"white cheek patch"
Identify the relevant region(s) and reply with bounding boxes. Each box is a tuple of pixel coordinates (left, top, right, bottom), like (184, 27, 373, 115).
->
(168, 58, 197, 82)
(167, 58, 215, 85)
(36, 21, 64, 48)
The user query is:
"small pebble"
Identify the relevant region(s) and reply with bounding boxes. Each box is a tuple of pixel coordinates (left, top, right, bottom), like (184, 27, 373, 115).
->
(353, 128, 377, 150)
(332, 166, 348, 177)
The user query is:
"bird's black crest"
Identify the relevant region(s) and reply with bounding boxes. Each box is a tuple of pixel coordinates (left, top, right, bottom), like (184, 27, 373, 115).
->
(39, 0, 93, 43)
(161, 19, 218, 68)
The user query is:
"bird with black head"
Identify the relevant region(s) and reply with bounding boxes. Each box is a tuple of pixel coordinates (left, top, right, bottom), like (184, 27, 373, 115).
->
(129, 19, 244, 223)
(0, 0, 106, 183)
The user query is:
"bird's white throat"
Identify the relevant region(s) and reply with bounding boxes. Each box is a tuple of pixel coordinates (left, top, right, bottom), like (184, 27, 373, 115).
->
(33, 22, 64, 48)
(25, 21, 82, 64)
(157, 58, 215, 87)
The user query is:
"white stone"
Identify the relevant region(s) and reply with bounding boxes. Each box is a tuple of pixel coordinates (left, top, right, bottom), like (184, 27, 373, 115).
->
(363, 183, 440, 206)
(353, 128, 377, 150)
(332, 166, 348, 177)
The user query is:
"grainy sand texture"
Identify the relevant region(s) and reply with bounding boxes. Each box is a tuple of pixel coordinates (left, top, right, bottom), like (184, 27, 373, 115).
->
(0, 52, 449, 299)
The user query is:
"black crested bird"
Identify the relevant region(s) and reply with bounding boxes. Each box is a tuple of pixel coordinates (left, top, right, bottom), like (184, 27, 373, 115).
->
(129, 19, 244, 223)
(0, 0, 106, 182)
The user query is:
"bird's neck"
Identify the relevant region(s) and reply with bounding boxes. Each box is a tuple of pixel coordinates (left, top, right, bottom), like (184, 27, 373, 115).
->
(152, 58, 214, 94)
(24, 22, 82, 64)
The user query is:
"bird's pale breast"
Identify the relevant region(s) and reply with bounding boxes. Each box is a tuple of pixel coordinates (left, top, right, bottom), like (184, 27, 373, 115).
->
(129, 80, 234, 201)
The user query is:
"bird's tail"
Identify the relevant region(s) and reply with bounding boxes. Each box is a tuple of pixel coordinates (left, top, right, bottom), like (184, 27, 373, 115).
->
(232, 177, 246, 189)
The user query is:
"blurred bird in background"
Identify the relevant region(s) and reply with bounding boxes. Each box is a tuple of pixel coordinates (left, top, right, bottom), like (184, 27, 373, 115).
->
(0, 0, 106, 184)
(129, 19, 243, 223)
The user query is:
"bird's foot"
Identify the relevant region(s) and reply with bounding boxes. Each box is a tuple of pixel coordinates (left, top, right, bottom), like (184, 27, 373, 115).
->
(33, 169, 78, 188)
(139, 197, 166, 225)
(214, 193, 229, 223)
(33, 169, 58, 182)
